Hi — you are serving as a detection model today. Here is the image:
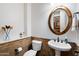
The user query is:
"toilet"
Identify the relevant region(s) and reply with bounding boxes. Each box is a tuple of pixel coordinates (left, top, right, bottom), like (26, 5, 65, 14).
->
(23, 40, 42, 56)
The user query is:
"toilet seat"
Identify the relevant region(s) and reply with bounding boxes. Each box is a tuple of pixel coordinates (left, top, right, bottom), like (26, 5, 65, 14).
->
(23, 40, 42, 56)
(23, 49, 37, 56)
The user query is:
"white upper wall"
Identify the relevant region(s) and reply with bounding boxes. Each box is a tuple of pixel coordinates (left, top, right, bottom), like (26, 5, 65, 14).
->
(31, 3, 79, 45)
(0, 3, 79, 45)
(31, 3, 55, 38)
(0, 3, 24, 40)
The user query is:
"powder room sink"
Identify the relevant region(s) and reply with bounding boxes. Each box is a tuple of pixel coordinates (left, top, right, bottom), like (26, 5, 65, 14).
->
(48, 40, 72, 56)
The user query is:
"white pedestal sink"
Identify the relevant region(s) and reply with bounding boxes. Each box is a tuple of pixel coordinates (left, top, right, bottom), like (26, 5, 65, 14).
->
(48, 40, 72, 56)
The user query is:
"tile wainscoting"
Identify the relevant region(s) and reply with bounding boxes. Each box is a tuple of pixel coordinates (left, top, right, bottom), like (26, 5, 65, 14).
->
(0, 37, 32, 56)
(0, 36, 78, 56)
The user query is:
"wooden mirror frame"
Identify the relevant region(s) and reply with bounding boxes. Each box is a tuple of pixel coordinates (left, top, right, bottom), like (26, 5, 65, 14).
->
(48, 6, 72, 35)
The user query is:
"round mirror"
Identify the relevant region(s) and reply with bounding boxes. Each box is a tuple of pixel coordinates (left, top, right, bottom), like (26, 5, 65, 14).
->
(48, 6, 72, 35)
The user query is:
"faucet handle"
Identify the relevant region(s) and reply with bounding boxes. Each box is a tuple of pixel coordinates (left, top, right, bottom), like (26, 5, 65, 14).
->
(54, 39, 56, 42)
(64, 38, 68, 43)
(61, 40, 63, 43)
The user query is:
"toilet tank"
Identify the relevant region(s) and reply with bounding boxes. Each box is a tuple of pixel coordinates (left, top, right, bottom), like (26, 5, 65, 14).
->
(32, 40, 42, 51)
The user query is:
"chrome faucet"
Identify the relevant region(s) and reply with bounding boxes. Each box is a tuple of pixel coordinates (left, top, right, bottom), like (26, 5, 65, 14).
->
(57, 37, 59, 42)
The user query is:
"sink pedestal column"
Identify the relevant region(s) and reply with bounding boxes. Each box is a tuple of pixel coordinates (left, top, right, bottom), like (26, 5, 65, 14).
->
(55, 50, 60, 56)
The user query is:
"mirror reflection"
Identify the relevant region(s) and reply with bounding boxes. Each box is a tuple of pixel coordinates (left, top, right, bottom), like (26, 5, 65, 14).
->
(50, 9, 68, 33)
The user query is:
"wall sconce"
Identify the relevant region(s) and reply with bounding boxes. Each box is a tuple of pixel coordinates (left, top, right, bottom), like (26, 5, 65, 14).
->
(2, 25, 13, 40)
(71, 12, 79, 42)
(72, 12, 79, 31)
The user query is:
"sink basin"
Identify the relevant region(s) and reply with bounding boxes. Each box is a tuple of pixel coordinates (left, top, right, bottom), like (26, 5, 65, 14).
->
(48, 40, 72, 56)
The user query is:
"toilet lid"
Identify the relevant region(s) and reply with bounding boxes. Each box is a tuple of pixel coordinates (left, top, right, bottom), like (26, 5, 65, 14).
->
(23, 49, 37, 56)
